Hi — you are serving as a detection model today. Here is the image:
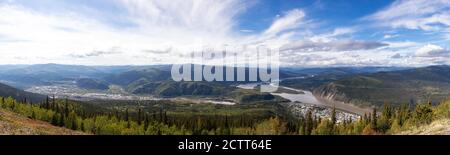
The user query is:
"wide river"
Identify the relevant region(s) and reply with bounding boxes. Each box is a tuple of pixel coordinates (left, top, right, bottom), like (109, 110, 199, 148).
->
(238, 82, 372, 116)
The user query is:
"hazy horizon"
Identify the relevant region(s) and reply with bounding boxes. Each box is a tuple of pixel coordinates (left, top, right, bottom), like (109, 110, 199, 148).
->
(0, 62, 438, 68)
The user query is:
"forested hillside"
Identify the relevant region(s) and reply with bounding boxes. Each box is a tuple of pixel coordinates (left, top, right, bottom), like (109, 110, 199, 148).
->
(314, 66, 450, 107)
(1, 94, 448, 135)
(0, 83, 45, 103)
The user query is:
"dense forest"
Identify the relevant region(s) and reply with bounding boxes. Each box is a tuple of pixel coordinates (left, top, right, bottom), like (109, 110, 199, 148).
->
(0, 96, 449, 135)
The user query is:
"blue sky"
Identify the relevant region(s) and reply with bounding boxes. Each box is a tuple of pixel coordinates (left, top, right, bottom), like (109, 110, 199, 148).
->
(0, 0, 449, 66)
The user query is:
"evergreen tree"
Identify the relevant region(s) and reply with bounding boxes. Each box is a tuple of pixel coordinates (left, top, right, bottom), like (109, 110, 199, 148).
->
(11, 100, 15, 110)
(331, 105, 337, 125)
(81, 121, 85, 132)
(125, 108, 130, 128)
(64, 98, 69, 117)
(305, 110, 313, 135)
(31, 110, 36, 119)
(59, 113, 65, 127)
(159, 108, 163, 123)
(371, 108, 377, 130)
(363, 114, 368, 124)
(164, 111, 168, 124)
(0, 97, 4, 109)
(382, 103, 392, 119)
(71, 118, 77, 130)
(144, 113, 149, 131)
(115, 110, 120, 121)
(125, 108, 129, 121)
(412, 103, 433, 125)
(52, 95, 55, 110)
(223, 116, 231, 135)
(137, 108, 142, 125)
(51, 114, 59, 125)
(45, 96, 50, 109)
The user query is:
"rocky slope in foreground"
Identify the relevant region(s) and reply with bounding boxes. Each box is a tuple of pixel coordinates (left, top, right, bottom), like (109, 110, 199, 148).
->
(398, 119, 450, 135)
(0, 109, 86, 135)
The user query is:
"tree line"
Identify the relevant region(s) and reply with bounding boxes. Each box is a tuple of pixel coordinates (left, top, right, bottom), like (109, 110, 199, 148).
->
(281, 101, 447, 135)
(0, 96, 274, 135)
(0, 96, 449, 135)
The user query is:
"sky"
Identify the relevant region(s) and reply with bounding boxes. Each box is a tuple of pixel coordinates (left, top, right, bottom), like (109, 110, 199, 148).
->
(0, 0, 449, 67)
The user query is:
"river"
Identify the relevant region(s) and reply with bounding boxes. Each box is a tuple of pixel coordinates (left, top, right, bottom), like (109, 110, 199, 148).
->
(237, 81, 371, 116)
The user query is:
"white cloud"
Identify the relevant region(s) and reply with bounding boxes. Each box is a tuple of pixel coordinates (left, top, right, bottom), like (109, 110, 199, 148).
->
(280, 40, 388, 52)
(0, 1, 254, 65)
(415, 44, 449, 57)
(119, 0, 248, 35)
(1, 0, 446, 67)
(0, 1, 313, 66)
(383, 34, 399, 39)
(366, 0, 450, 31)
(385, 41, 419, 49)
(306, 27, 355, 42)
(263, 9, 305, 36)
(240, 29, 254, 33)
(281, 50, 409, 67)
(330, 27, 355, 36)
(391, 53, 403, 59)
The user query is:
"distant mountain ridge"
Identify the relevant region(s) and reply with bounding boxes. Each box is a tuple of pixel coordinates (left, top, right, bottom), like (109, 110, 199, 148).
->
(0, 63, 426, 102)
(75, 78, 110, 90)
(314, 65, 450, 107)
(0, 82, 46, 103)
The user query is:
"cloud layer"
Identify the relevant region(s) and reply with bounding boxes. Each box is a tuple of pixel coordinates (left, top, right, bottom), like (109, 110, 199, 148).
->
(366, 0, 450, 31)
(281, 40, 388, 52)
(0, 0, 449, 67)
(415, 44, 449, 57)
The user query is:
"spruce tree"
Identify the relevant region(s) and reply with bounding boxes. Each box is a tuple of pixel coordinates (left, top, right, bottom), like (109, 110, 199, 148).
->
(125, 108, 129, 121)
(305, 110, 313, 135)
(71, 118, 77, 130)
(137, 108, 142, 125)
(144, 113, 149, 131)
(382, 103, 392, 119)
(51, 114, 59, 125)
(115, 110, 120, 121)
(331, 106, 337, 125)
(31, 110, 36, 119)
(11, 100, 15, 110)
(125, 108, 130, 128)
(52, 95, 56, 110)
(127, 119, 131, 129)
(371, 108, 377, 130)
(45, 96, 49, 109)
(64, 98, 69, 117)
(0, 97, 4, 109)
(164, 111, 168, 124)
(59, 113, 65, 127)
(81, 121, 85, 132)
(159, 108, 163, 123)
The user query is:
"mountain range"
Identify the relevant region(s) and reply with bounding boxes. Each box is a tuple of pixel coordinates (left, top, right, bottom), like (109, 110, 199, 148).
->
(1, 63, 449, 108)
(313, 65, 450, 107)
(0, 82, 45, 103)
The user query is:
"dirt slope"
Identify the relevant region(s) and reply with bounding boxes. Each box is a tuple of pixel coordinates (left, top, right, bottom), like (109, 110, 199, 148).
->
(398, 119, 450, 135)
(0, 109, 86, 135)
